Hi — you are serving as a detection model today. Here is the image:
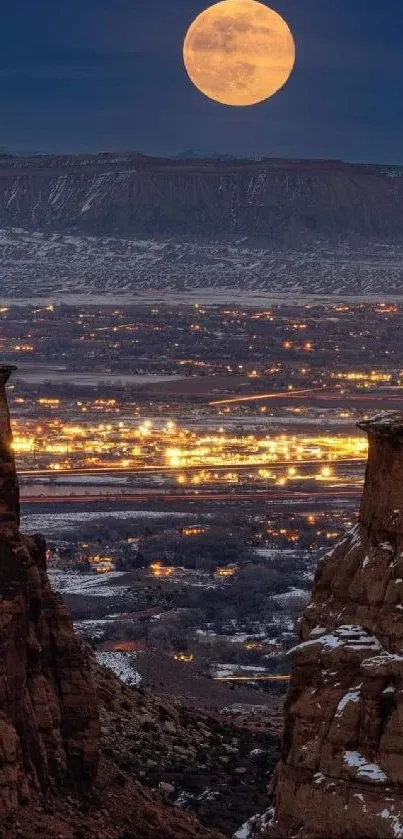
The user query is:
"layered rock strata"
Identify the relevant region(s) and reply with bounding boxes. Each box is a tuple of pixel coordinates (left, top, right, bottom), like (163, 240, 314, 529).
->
(0, 153, 403, 244)
(266, 412, 403, 838)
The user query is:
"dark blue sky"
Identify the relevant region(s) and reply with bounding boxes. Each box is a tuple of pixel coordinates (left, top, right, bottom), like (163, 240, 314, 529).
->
(1, 0, 402, 161)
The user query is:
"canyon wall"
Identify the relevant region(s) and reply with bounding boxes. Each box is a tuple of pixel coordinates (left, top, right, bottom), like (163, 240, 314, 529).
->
(0, 364, 100, 811)
(266, 412, 403, 838)
(0, 365, 224, 839)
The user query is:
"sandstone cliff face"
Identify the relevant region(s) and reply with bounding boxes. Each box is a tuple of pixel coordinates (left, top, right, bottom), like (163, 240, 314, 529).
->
(266, 413, 403, 838)
(0, 365, 225, 839)
(0, 365, 100, 811)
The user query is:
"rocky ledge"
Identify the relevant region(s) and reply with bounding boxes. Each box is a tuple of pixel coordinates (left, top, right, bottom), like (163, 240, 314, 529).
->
(265, 412, 403, 838)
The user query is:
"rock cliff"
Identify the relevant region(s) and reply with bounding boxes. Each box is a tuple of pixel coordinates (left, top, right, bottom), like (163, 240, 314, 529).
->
(0, 153, 402, 243)
(0, 364, 100, 811)
(0, 365, 224, 838)
(266, 412, 403, 838)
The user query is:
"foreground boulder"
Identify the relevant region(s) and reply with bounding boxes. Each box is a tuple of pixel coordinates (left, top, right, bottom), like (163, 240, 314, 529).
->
(266, 413, 403, 838)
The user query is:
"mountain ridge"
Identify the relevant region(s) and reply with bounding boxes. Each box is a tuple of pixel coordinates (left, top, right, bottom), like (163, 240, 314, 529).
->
(0, 151, 403, 244)
(1, 151, 403, 296)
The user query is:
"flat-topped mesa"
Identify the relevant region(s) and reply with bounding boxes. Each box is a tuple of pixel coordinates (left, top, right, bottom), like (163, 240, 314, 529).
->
(358, 412, 403, 535)
(0, 365, 19, 526)
(264, 412, 403, 839)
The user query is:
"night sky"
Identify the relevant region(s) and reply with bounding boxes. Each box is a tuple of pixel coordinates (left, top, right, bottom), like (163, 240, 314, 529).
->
(1, 0, 402, 162)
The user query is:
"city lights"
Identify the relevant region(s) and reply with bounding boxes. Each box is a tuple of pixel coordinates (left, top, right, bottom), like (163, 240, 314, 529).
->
(11, 415, 369, 488)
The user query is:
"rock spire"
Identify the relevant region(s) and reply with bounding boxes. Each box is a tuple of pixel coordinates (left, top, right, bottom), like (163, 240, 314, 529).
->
(0, 365, 20, 525)
(266, 412, 403, 838)
(0, 365, 100, 811)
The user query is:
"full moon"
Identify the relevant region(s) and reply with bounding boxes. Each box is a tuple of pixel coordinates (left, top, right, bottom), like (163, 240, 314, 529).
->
(183, 0, 295, 107)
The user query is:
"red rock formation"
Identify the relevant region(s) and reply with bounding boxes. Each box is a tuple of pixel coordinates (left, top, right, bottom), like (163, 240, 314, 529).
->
(0, 365, 100, 811)
(266, 413, 403, 839)
(0, 365, 20, 525)
(0, 366, 224, 839)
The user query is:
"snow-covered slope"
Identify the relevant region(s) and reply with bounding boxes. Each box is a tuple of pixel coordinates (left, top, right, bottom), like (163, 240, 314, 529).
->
(0, 153, 403, 296)
(1, 227, 403, 297)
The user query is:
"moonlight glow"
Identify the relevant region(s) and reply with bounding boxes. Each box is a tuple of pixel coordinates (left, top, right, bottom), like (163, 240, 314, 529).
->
(183, 0, 296, 107)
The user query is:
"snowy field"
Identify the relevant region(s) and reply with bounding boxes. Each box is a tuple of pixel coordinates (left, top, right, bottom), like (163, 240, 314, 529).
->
(211, 664, 268, 679)
(21, 508, 196, 534)
(48, 569, 128, 597)
(4, 288, 403, 307)
(2, 228, 403, 298)
(74, 618, 115, 640)
(96, 651, 142, 686)
(272, 587, 311, 604)
(15, 368, 185, 386)
(254, 548, 301, 561)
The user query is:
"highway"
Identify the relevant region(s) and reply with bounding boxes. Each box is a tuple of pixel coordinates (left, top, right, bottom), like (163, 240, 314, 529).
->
(210, 390, 403, 407)
(209, 388, 320, 406)
(20, 488, 362, 505)
(17, 457, 366, 479)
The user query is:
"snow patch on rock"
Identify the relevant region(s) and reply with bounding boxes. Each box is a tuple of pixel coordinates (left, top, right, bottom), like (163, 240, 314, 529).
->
(343, 751, 387, 783)
(335, 688, 361, 717)
(96, 651, 142, 686)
